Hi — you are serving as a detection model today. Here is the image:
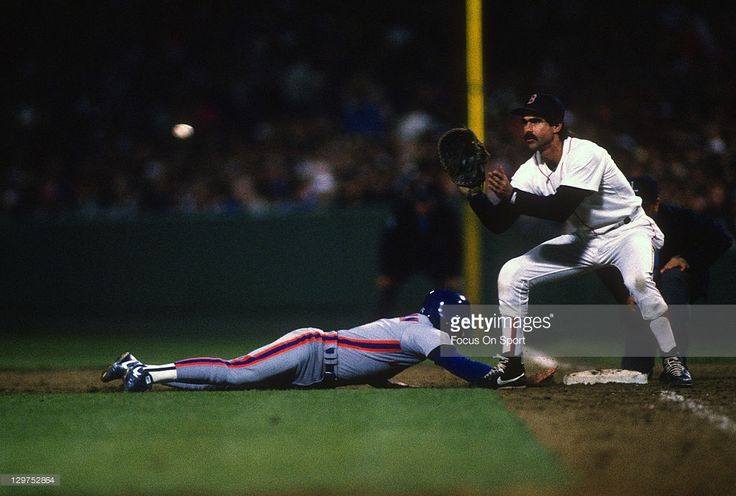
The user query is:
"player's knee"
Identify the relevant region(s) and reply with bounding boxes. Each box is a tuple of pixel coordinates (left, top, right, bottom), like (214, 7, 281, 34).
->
(225, 368, 256, 385)
(623, 272, 651, 295)
(498, 258, 525, 297)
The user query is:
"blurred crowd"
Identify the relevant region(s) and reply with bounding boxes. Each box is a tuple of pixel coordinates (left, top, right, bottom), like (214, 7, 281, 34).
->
(3, 1, 735, 235)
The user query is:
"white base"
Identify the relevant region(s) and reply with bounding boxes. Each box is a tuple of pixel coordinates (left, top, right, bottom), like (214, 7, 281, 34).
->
(563, 368, 648, 385)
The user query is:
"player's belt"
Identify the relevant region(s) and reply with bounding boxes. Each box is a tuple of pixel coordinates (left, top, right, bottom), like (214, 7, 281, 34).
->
(587, 208, 643, 236)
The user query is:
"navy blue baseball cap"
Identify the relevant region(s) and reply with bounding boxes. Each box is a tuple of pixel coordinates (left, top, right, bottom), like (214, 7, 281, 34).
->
(630, 175, 659, 204)
(512, 93, 565, 125)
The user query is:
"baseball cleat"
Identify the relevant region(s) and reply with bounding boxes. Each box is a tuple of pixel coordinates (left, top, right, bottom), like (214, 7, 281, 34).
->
(659, 356, 693, 387)
(485, 355, 527, 389)
(124, 365, 153, 392)
(100, 352, 141, 382)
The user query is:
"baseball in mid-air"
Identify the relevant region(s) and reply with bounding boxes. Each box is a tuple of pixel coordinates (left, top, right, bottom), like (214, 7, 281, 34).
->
(172, 123, 194, 139)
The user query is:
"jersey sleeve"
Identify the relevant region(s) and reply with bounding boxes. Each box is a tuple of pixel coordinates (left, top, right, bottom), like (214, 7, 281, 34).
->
(560, 144, 605, 192)
(400, 325, 451, 357)
(510, 161, 536, 193)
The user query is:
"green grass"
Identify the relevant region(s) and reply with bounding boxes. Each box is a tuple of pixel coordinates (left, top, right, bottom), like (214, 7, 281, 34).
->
(1, 315, 567, 494)
(0, 389, 567, 495)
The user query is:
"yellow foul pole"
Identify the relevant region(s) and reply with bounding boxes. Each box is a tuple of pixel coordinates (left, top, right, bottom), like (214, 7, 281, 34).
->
(465, 0, 484, 303)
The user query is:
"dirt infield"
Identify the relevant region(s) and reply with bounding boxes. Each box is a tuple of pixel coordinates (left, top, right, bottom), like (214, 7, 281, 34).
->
(501, 368, 736, 495)
(401, 362, 736, 495)
(2, 362, 735, 495)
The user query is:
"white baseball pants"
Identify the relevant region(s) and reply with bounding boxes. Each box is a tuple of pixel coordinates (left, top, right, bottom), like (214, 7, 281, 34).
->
(497, 215, 676, 356)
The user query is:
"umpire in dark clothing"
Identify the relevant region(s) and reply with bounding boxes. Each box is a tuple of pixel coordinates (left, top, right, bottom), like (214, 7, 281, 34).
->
(599, 175, 733, 374)
(376, 177, 463, 316)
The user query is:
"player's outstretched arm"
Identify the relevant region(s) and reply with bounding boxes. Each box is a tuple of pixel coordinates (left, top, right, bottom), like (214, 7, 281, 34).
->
(427, 344, 497, 387)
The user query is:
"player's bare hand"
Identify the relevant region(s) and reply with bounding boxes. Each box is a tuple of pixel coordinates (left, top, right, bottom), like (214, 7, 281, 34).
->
(660, 256, 689, 273)
(487, 168, 512, 200)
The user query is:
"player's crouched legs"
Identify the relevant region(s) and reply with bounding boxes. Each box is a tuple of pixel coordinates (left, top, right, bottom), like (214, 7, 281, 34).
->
(497, 257, 531, 313)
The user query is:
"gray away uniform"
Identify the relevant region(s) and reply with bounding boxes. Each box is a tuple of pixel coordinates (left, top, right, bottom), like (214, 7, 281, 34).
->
(169, 313, 450, 390)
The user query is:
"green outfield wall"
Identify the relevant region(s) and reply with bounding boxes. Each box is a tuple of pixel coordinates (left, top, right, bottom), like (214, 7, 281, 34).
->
(3, 209, 735, 318)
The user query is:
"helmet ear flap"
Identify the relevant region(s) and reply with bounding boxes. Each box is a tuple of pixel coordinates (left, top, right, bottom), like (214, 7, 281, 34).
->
(419, 302, 442, 329)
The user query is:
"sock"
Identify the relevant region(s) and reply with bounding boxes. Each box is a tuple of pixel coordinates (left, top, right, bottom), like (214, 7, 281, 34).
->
(143, 364, 178, 383)
(501, 318, 524, 356)
(649, 316, 676, 354)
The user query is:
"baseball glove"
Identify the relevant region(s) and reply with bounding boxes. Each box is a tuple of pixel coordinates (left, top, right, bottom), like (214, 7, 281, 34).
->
(437, 127, 488, 189)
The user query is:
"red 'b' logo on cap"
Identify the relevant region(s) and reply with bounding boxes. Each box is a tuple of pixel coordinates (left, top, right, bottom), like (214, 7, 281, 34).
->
(527, 94, 537, 105)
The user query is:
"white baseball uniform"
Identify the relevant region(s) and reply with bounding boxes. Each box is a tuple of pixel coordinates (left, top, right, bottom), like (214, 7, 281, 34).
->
(497, 136, 676, 356)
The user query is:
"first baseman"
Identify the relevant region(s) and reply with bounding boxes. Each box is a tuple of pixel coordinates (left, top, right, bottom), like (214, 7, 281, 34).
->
(597, 175, 732, 375)
(101, 290, 523, 391)
(439, 93, 693, 387)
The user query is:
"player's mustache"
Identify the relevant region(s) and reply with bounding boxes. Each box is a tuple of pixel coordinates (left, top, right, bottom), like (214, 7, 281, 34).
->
(524, 133, 536, 141)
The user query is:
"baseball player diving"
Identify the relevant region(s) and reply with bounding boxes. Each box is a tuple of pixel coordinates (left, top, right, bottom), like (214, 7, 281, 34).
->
(101, 290, 520, 392)
(437, 93, 693, 387)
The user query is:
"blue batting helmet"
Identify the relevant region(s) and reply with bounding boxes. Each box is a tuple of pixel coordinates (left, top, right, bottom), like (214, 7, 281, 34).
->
(419, 289, 470, 329)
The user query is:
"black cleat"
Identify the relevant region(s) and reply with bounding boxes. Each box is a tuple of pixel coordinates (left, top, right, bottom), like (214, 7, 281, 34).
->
(659, 356, 693, 387)
(100, 352, 141, 383)
(482, 355, 527, 389)
(124, 365, 153, 392)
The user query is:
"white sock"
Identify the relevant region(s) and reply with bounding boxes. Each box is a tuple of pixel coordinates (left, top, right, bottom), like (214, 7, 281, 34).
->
(649, 316, 676, 354)
(143, 364, 178, 383)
